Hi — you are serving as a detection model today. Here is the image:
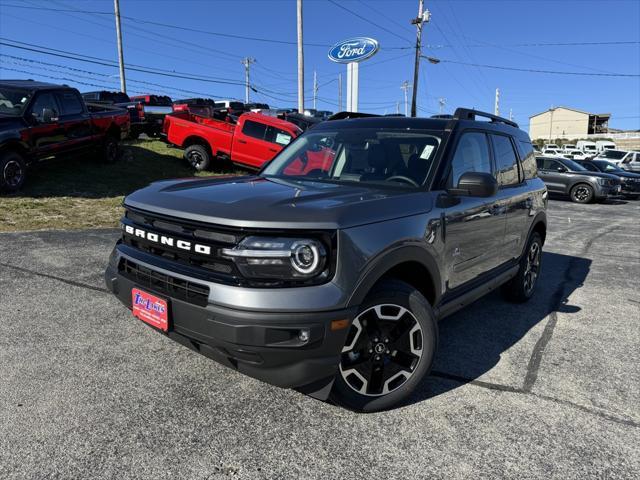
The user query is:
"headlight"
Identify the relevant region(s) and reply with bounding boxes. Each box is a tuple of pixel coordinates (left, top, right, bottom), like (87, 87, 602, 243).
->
(222, 236, 328, 282)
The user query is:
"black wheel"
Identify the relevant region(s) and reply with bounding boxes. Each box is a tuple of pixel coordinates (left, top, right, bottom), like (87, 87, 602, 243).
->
(129, 131, 140, 141)
(502, 232, 542, 303)
(0, 150, 27, 193)
(570, 183, 594, 203)
(184, 144, 211, 171)
(101, 136, 120, 164)
(330, 279, 437, 412)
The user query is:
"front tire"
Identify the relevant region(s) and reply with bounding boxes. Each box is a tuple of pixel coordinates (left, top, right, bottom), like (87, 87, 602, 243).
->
(0, 151, 27, 193)
(101, 136, 120, 164)
(330, 279, 437, 412)
(184, 144, 211, 171)
(570, 183, 594, 203)
(502, 232, 542, 303)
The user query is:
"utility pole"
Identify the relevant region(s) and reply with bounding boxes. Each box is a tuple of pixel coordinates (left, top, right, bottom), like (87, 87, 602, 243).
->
(396, 101, 400, 115)
(438, 97, 446, 114)
(549, 107, 554, 140)
(410, 0, 429, 117)
(494, 88, 500, 116)
(338, 73, 342, 111)
(509, 108, 513, 121)
(113, 0, 126, 93)
(296, 0, 305, 114)
(313, 70, 318, 110)
(401, 81, 411, 117)
(242, 57, 256, 104)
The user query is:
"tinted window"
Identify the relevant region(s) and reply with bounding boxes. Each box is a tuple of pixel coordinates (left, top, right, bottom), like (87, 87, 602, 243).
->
(265, 126, 293, 146)
(56, 91, 83, 115)
(518, 141, 537, 179)
(82, 92, 98, 100)
(491, 134, 520, 186)
(448, 132, 492, 188)
(30, 93, 59, 122)
(242, 120, 267, 140)
(581, 162, 599, 172)
(542, 158, 564, 170)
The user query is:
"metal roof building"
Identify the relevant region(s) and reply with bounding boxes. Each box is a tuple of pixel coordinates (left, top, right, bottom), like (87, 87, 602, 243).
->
(529, 106, 610, 140)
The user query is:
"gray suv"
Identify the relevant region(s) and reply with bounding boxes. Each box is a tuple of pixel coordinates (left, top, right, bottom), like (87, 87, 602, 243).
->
(536, 156, 620, 203)
(105, 109, 548, 412)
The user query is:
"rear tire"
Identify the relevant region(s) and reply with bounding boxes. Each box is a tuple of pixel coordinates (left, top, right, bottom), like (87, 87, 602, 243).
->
(0, 151, 27, 193)
(101, 136, 120, 164)
(570, 183, 594, 203)
(184, 144, 211, 171)
(330, 279, 437, 412)
(502, 232, 542, 303)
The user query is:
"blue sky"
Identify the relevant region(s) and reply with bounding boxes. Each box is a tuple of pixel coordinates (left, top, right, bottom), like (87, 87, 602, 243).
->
(1, 0, 639, 130)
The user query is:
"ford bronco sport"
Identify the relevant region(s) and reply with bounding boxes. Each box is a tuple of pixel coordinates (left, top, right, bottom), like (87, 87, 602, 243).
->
(105, 108, 548, 412)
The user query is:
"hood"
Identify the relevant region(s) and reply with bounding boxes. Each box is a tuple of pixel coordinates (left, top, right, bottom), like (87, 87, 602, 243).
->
(611, 170, 640, 179)
(124, 176, 434, 229)
(0, 116, 27, 142)
(569, 170, 620, 181)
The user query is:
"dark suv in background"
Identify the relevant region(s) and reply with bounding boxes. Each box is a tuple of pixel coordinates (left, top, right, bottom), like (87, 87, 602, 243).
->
(576, 159, 640, 198)
(536, 156, 620, 203)
(105, 109, 547, 412)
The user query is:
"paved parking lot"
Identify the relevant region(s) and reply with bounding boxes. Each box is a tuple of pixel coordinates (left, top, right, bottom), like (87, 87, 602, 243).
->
(1, 198, 638, 479)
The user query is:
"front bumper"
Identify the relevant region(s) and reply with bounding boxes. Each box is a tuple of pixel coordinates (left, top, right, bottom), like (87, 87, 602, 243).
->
(104, 262, 357, 391)
(594, 183, 620, 199)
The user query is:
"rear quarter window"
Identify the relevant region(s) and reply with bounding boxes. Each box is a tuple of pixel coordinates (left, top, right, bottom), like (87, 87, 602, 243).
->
(518, 140, 538, 179)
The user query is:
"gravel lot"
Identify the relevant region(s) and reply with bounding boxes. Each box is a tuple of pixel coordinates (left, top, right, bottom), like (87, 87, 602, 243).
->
(1, 199, 638, 479)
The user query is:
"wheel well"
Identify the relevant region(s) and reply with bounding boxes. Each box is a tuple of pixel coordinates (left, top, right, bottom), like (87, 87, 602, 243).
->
(532, 220, 546, 245)
(183, 136, 213, 154)
(0, 142, 29, 159)
(106, 125, 121, 139)
(378, 261, 436, 305)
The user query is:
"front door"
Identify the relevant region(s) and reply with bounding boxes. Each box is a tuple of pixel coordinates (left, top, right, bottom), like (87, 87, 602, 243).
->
(537, 157, 568, 194)
(444, 131, 507, 289)
(27, 91, 66, 159)
(54, 90, 93, 153)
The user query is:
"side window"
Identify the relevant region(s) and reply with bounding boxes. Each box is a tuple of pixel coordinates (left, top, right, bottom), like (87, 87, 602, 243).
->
(448, 132, 492, 188)
(491, 134, 520, 187)
(241, 120, 267, 141)
(56, 91, 83, 116)
(543, 159, 563, 170)
(265, 126, 293, 146)
(29, 93, 59, 122)
(518, 141, 538, 179)
(582, 163, 598, 172)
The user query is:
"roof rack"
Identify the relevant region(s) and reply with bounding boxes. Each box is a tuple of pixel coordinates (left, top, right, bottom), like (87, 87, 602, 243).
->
(453, 108, 518, 128)
(326, 111, 381, 121)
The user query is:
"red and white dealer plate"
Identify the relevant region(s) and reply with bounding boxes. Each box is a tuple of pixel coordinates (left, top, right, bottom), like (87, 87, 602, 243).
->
(131, 288, 169, 332)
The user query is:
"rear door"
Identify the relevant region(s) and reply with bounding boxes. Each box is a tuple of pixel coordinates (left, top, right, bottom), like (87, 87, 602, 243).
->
(26, 91, 66, 159)
(232, 119, 283, 168)
(444, 131, 507, 289)
(54, 90, 93, 152)
(537, 157, 568, 193)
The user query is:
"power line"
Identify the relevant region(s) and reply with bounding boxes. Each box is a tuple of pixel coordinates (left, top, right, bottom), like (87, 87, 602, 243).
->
(423, 57, 640, 77)
(326, 0, 414, 46)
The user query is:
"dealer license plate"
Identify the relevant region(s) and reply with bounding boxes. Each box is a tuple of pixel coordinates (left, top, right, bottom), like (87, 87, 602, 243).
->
(131, 288, 169, 332)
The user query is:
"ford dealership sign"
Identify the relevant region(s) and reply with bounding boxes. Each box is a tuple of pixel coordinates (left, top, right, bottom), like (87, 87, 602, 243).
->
(328, 37, 379, 63)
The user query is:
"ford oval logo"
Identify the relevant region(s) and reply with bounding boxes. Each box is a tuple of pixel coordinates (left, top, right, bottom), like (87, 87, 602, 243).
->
(328, 37, 379, 64)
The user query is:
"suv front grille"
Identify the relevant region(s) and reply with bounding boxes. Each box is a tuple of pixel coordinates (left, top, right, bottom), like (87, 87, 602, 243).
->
(119, 258, 209, 307)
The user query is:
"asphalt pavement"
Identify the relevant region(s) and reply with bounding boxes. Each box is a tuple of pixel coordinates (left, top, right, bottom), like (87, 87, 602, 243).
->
(0, 199, 638, 479)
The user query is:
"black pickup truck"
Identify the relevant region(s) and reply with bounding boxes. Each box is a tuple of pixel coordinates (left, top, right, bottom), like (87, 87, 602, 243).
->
(0, 80, 130, 193)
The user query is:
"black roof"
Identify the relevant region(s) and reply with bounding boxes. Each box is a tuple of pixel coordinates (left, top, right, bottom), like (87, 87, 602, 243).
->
(0, 79, 69, 90)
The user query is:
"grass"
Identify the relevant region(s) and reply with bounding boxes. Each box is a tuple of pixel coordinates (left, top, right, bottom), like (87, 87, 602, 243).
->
(0, 139, 243, 232)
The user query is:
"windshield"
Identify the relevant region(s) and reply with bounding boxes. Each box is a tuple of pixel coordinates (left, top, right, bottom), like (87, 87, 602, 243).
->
(593, 160, 623, 172)
(261, 128, 443, 189)
(562, 158, 588, 171)
(601, 150, 626, 160)
(0, 87, 32, 115)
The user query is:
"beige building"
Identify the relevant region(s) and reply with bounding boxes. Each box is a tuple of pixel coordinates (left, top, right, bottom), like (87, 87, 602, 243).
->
(529, 107, 610, 140)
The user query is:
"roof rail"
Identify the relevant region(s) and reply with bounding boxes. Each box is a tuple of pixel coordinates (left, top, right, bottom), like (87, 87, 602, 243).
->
(453, 108, 518, 128)
(326, 111, 381, 121)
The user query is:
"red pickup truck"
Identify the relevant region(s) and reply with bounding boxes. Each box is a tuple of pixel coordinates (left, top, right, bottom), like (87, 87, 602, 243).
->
(163, 110, 302, 171)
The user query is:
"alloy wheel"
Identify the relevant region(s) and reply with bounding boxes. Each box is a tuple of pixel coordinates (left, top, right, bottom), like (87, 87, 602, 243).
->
(339, 304, 424, 397)
(523, 240, 541, 294)
(3, 160, 24, 188)
(187, 150, 204, 168)
(573, 186, 590, 202)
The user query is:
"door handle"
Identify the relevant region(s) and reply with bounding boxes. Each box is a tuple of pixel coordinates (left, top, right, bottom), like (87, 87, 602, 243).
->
(237, 139, 247, 144)
(268, 148, 278, 152)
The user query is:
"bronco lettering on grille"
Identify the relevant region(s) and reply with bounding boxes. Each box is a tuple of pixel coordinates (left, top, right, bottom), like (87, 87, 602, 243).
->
(123, 224, 212, 255)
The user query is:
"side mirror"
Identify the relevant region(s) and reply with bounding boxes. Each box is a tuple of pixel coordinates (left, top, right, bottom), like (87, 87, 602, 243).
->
(41, 108, 58, 123)
(557, 166, 567, 173)
(449, 172, 498, 198)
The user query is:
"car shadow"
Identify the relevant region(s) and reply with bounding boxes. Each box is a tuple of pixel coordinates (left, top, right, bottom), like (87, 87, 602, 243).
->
(11, 141, 244, 199)
(404, 251, 591, 406)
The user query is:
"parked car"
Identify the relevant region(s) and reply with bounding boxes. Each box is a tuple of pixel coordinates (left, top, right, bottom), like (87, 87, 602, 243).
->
(543, 143, 559, 150)
(172, 98, 217, 113)
(214, 99, 246, 116)
(576, 140, 597, 156)
(129, 94, 174, 137)
(595, 149, 640, 172)
(575, 159, 640, 198)
(562, 144, 576, 152)
(105, 108, 548, 412)
(542, 148, 563, 156)
(0, 80, 130, 192)
(245, 102, 270, 113)
(81, 90, 146, 139)
(163, 110, 301, 171)
(595, 140, 616, 152)
(561, 149, 589, 160)
(536, 156, 620, 203)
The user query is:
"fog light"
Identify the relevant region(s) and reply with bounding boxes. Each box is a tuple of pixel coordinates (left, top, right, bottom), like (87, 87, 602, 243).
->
(298, 329, 310, 343)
